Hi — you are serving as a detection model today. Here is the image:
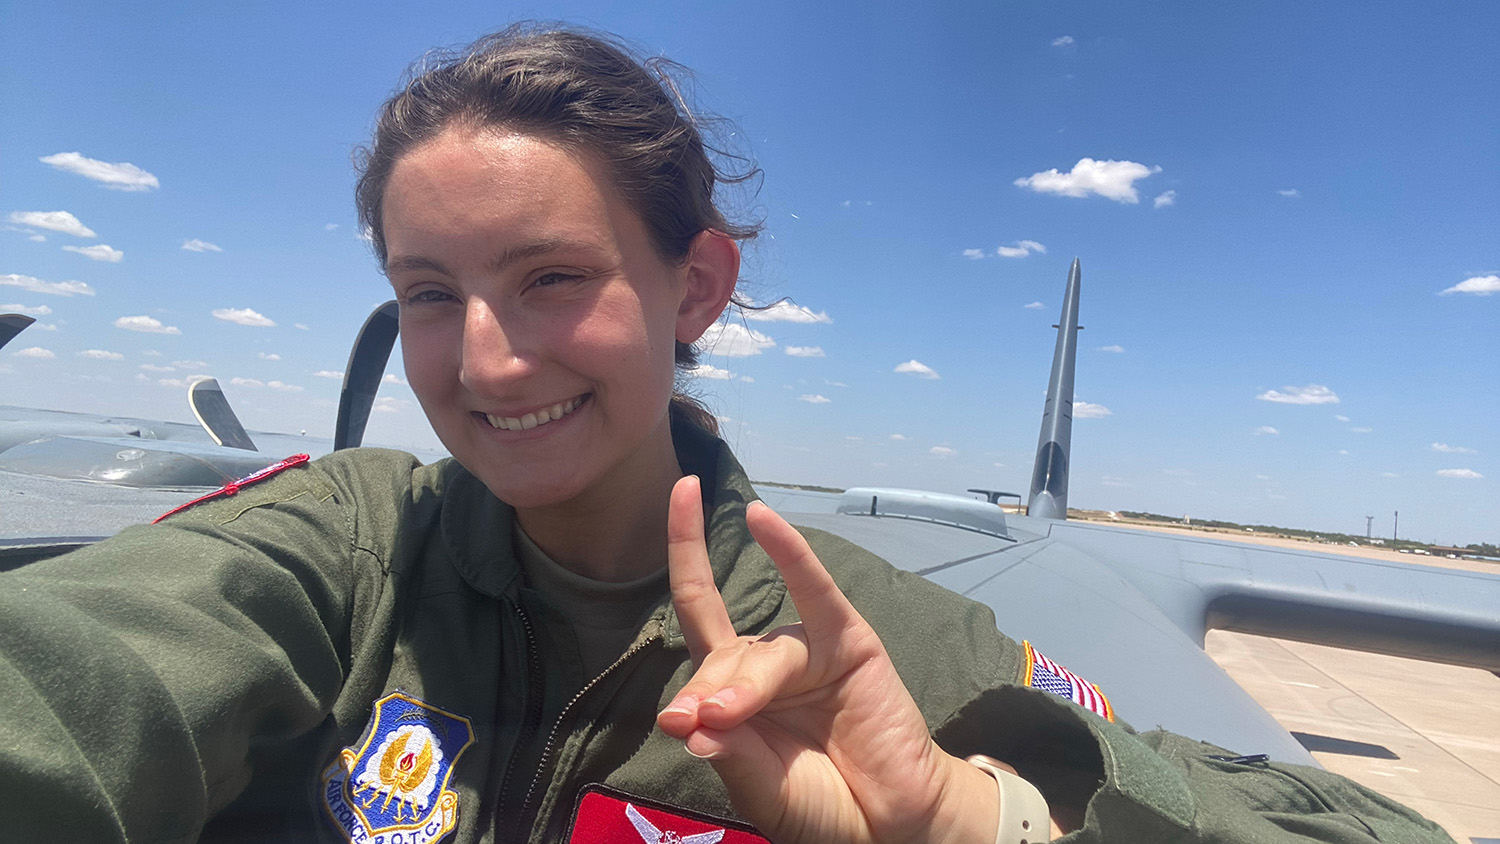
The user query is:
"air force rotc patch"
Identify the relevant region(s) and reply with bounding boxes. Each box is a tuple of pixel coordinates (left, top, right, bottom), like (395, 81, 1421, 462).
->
(322, 693, 475, 844)
(1022, 640, 1115, 722)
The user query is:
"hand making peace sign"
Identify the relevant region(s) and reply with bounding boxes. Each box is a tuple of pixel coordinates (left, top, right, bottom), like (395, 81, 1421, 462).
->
(655, 475, 1009, 844)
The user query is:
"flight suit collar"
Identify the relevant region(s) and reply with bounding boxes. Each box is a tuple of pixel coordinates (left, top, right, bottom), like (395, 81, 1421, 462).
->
(435, 421, 788, 644)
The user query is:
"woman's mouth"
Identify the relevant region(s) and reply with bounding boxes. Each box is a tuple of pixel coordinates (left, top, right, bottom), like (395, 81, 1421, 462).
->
(481, 395, 587, 432)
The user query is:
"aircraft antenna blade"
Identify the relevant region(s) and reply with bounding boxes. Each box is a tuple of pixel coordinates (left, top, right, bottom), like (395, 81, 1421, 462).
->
(187, 377, 258, 451)
(335, 300, 400, 450)
(1026, 258, 1081, 520)
(1, 313, 37, 352)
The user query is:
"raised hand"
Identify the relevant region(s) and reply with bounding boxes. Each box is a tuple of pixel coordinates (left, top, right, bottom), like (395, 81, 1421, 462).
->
(655, 476, 1001, 844)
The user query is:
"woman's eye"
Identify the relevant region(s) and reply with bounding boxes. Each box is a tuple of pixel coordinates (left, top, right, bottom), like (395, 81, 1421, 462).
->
(531, 271, 582, 289)
(402, 288, 456, 306)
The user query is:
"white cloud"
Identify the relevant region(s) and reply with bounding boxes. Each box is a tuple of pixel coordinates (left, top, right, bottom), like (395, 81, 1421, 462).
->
(1437, 468, 1482, 479)
(929, 446, 957, 458)
(688, 363, 733, 380)
(1256, 384, 1340, 405)
(743, 300, 833, 324)
(894, 359, 940, 379)
(785, 345, 825, 358)
(1380, 471, 1400, 478)
(12, 346, 55, 359)
(6, 211, 95, 238)
(381, 373, 408, 386)
(62, 243, 123, 262)
(324, 223, 339, 231)
(962, 248, 986, 260)
(156, 374, 213, 389)
(1335, 414, 1350, 422)
(1253, 426, 1279, 435)
(1350, 426, 1373, 433)
(798, 394, 831, 404)
(28, 234, 45, 242)
(212, 307, 275, 327)
(312, 370, 344, 379)
(1051, 35, 1075, 47)
(1097, 344, 1124, 353)
(1, 303, 51, 316)
(257, 352, 281, 361)
(700, 321, 776, 356)
(1278, 188, 1301, 198)
(738, 375, 754, 383)
(294, 323, 310, 331)
(1014, 158, 1162, 203)
(1337, 449, 1350, 455)
(373, 397, 410, 413)
(40, 152, 159, 191)
(1431, 442, 1476, 454)
(115, 315, 181, 335)
(1439, 274, 1499, 296)
(139, 363, 174, 373)
(890, 434, 909, 441)
(182, 239, 223, 253)
(172, 359, 206, 368)
(1101, 475, 1129, 487)
(267, 380, 303, 392)
(231, 377, 265, 388)
(1075, 401, 1112, 418)
(77, 349, 124, 360)
(32, 323, 58, 331)
(1023, 301, 1045, 310)
(1153, 190, 1177, 209)
(997, 240, 1046, 258)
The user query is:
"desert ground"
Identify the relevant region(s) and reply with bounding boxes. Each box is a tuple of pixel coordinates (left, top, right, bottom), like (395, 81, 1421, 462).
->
(1079, 519, 1499, 843)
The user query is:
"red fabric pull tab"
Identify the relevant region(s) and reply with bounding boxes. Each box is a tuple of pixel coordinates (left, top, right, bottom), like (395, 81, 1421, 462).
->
(153, 453, 311, 523)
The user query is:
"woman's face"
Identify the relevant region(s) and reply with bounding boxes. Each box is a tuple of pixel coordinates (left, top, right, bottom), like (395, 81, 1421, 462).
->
(381, 129, 693, 510)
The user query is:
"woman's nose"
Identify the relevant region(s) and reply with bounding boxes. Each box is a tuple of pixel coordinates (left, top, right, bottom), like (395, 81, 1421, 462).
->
(459, 299, 534, 393)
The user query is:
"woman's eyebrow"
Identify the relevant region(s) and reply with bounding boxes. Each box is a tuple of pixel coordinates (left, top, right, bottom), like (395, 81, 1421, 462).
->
(487, 237, 605, 273)
(385, 254, 453, 277)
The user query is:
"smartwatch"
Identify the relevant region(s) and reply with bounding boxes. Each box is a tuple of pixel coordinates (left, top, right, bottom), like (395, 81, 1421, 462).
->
(965, 754, 1052, 844)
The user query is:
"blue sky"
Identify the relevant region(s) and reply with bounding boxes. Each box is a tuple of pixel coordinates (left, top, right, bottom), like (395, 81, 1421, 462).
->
(2, 2, 1495, 545)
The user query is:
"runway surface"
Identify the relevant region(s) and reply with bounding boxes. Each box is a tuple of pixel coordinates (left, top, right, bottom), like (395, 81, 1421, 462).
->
(1126, 526, 1500, 843)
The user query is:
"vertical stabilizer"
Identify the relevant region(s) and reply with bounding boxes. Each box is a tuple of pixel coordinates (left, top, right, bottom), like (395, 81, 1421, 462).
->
(1027, 258, 1081, 520)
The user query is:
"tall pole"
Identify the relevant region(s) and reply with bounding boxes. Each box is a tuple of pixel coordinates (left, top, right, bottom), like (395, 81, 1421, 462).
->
(1393, 510, 1399, 542)
(1365, 515, 1373, 541)
(1027, 259, 1082, 520)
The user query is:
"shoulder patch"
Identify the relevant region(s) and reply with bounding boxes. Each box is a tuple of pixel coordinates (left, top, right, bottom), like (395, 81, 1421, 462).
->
(321, 692, 476, 844)
(1022, 640, 1114, 721)
(152, 453, 311, 523)
(567, 786, 769, 844)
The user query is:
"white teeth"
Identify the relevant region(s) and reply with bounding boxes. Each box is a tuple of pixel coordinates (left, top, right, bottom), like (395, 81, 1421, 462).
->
(484, 396, 582, 432)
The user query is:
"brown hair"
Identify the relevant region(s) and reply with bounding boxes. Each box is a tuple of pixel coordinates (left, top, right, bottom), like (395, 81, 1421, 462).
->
(355, 24, 760, 434)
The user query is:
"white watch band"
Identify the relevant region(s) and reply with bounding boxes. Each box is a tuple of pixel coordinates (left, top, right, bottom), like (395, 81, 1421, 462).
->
(966, 755, 1051, 844)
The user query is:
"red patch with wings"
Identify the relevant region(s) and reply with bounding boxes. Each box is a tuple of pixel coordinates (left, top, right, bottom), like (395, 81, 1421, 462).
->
(566, 787, 768, 844)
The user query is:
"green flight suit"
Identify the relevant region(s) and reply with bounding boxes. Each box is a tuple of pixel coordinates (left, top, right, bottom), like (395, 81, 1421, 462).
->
(0, 423, 1454, 844)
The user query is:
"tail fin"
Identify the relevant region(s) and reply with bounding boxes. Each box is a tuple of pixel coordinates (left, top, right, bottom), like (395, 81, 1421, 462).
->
(334, 300, 400, 450)
(188, 377, 258, 451)
(1026, 258, 1082, 520)
(1, 313, 36, 352)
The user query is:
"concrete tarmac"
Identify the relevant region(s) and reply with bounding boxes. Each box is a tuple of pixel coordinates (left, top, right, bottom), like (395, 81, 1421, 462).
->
(1098, 523, 1500, 843)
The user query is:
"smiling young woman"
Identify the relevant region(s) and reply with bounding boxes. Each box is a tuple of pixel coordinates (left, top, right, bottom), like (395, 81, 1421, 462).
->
(0, 22, 1456, 844)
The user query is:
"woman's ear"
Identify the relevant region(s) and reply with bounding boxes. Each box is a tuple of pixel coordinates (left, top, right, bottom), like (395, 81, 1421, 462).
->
(676, 230, 741, 344)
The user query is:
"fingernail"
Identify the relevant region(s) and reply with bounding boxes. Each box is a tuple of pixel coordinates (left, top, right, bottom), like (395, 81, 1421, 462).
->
(661, 694, 698, 716)
(685, 744, 722, 760)
(704, 688, 738, 709)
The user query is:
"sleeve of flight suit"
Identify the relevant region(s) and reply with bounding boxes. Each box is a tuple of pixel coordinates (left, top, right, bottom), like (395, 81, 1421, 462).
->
(0, 452, 402, 844)
(934, 683, 1456, 844)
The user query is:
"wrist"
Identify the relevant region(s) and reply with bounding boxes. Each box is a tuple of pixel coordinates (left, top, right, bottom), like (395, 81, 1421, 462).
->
(965, 755, 1051, 844)
(924, 751, 1003, 844)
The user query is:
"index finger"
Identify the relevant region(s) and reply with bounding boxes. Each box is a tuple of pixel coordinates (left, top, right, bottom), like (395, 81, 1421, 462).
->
(744, 499, 862, 646)
(668, 474, 737, 663)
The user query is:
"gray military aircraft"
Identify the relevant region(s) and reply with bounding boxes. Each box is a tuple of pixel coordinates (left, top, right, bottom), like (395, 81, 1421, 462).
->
(3, 262, 1497, 768)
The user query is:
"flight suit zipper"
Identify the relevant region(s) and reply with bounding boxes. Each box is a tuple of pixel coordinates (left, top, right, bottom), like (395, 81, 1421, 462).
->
(517, 630, 665, 842)
(496, 602, 545, 836)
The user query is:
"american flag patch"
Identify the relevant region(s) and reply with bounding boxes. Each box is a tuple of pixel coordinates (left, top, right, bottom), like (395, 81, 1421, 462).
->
(1023, 641, 1114, 721)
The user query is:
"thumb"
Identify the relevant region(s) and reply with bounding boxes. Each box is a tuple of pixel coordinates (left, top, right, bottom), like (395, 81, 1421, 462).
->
(683, 725, 795, 830)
